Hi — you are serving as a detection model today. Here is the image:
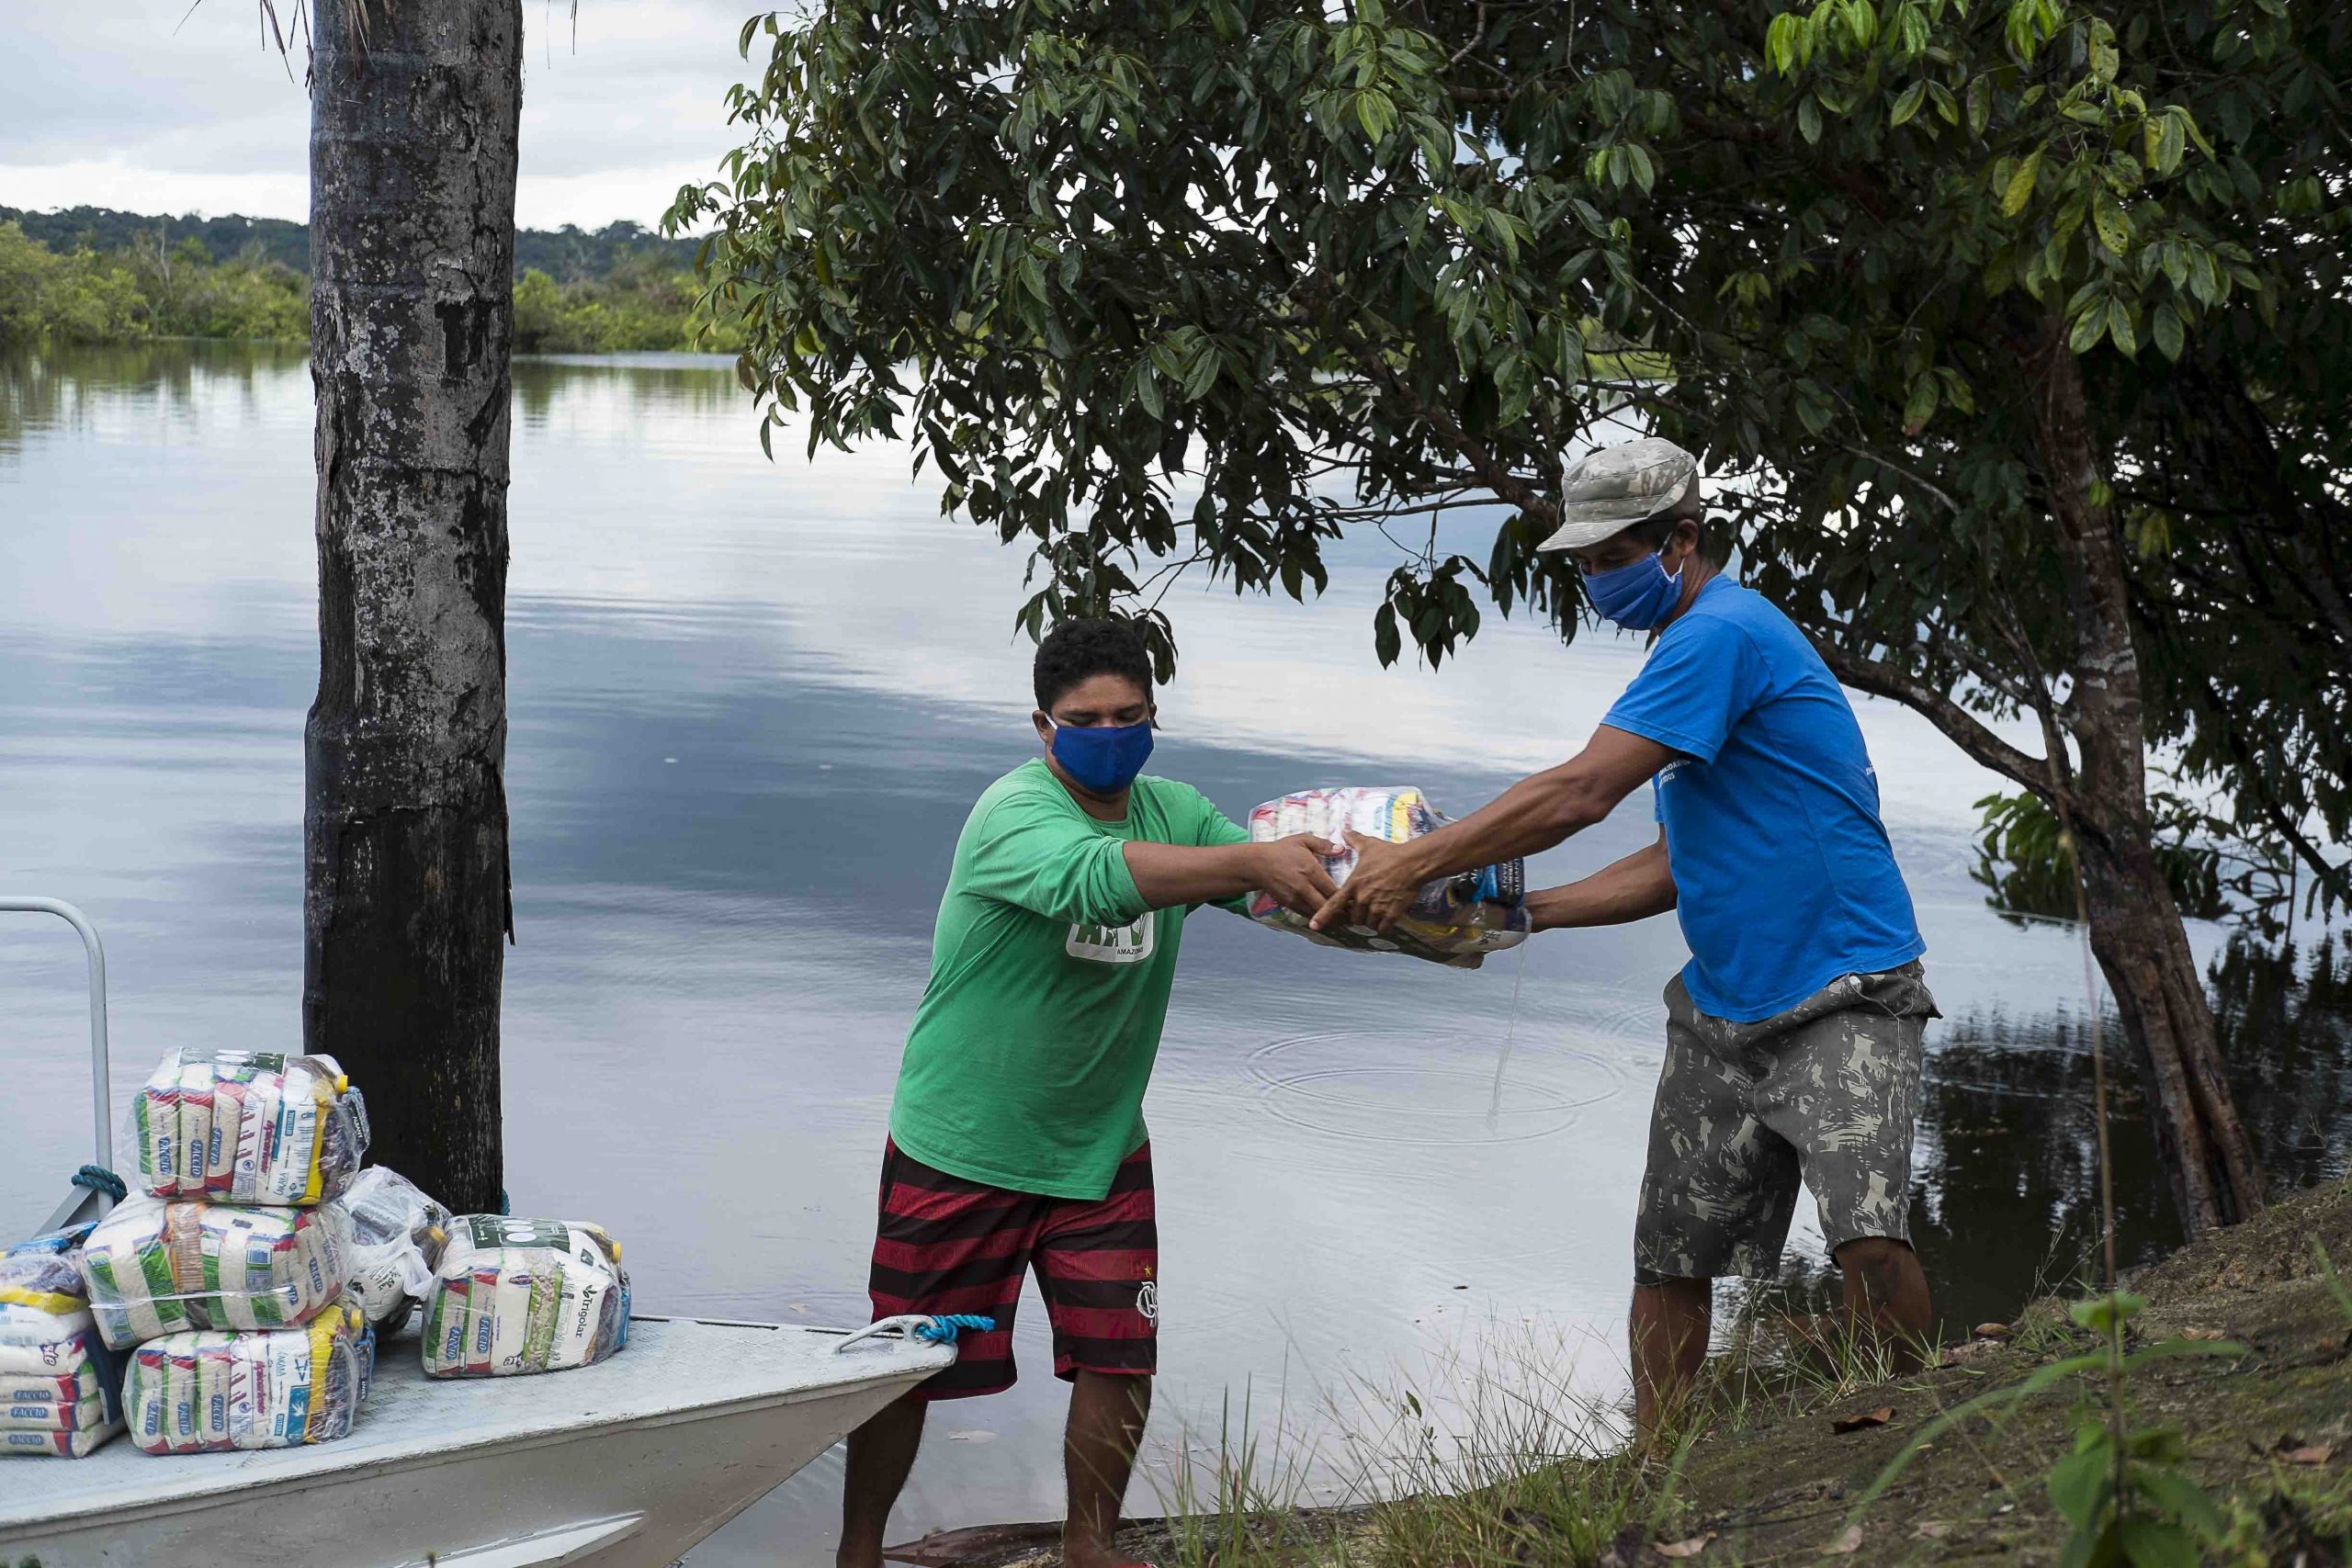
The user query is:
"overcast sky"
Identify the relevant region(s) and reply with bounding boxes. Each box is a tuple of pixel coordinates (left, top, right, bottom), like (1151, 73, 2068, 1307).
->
(1, 0, 763, 229)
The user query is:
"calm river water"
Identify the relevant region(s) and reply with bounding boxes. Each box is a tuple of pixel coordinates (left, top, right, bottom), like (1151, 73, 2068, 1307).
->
(1, 343, 2339, 1560)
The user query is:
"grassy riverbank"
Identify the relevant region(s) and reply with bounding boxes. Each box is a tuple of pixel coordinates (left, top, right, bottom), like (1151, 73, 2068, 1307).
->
(904, 1176, 2352, 1567)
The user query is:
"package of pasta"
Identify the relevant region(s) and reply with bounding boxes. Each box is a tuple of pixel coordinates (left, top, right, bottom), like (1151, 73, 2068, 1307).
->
(422, 1216, 629, 1379)
(123, 1304, 367, 1454)
(129, 1047, 369, 1205)
(1247, 787, 1531, 969)
(342, 1166, 453, 1335)
(78, 1196, 354, 1349)
(0, 1226, 124, 1458)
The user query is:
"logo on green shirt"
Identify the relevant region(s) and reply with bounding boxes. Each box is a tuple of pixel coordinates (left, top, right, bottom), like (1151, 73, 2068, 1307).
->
(1065, 910, 1157, 964)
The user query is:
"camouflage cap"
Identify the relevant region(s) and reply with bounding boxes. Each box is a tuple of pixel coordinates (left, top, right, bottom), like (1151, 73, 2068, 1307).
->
(1536, 437, 1702, 551)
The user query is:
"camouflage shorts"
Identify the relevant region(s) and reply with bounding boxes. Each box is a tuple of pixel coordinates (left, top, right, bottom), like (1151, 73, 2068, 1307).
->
(1633, 962, 1938, 1285)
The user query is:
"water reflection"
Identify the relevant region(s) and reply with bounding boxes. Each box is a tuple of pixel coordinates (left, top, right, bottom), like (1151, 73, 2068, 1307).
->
(0, 342, 2343, 1563)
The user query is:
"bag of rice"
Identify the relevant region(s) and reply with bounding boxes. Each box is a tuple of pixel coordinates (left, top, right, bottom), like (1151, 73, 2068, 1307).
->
(0, 1225, 124, 1458)
(422, 1217, 628, 1378)
(122, 1304, 367, 1454)
(129, 1047, 368, 1205)
(78, 1195, 354, 1349)
(1247, 787, 1531, 968)
(342, 1167, 452, 1336)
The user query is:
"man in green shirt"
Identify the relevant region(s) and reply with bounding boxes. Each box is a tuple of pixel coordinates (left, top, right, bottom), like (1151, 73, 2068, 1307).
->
(841, 617, 1338, 1568)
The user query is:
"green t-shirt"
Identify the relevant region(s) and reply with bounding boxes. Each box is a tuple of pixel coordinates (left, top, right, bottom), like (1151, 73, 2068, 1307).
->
(888, 758, 1251, 1200)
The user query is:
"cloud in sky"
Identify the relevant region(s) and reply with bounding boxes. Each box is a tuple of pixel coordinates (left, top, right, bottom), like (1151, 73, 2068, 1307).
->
(0, 0, 762, 229)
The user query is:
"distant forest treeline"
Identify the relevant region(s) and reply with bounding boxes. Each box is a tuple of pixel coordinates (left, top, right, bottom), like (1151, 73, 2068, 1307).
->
(0, 207, 736, 353)
(0, 207, 703, 282)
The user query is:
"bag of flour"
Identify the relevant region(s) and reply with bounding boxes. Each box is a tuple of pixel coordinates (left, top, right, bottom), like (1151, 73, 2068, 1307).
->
(342, 1167, 453, 1335)
(130, 1048, 369, 1205)
(122, 1304, 367, 1454)
(0, 1226, 124, 1458)
(422, 1216, 628, 1378)
(78, 1196, 354, 1349)
(1247, 787, 1531, 968)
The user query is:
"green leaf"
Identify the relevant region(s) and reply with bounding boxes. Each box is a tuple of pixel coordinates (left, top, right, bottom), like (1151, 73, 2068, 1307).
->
(2136, 1468, 2228, 1540)
(2152, 302, 2184, 361)
(1798, 95, 1823, 146)
(2047, 1440, 2112, 1529)
(2094, 193, 2132, 255)
(2004, 149, 2043, 215)
(1373, 601, 1402, 667)
(2114, 1517, 2199, 1568)
(1904, 373, 1940, 433)
(2068, 299, 2109, 354)
(1967, 75, 1993, 137)
(1626, 143, 1656, 194)
(1891, 82, 1928, 128)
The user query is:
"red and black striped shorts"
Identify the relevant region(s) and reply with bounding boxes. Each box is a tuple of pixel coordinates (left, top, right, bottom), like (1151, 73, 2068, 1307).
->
(867, 1139, 1158, 1401)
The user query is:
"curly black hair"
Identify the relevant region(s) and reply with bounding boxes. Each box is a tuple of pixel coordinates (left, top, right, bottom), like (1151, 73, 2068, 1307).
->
(1034, 616, 1155, 714)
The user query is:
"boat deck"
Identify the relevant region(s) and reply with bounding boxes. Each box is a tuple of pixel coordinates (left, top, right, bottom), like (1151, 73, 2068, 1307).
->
(1, 1315, 952, 1538)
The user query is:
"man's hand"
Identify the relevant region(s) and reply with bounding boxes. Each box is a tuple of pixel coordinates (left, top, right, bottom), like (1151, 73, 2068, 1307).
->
(1308, 835, 1428, 934)
(1253, 835, 1340, 919)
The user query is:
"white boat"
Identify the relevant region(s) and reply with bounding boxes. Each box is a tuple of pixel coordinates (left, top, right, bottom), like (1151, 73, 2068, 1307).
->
(2, 897, 957, 1565)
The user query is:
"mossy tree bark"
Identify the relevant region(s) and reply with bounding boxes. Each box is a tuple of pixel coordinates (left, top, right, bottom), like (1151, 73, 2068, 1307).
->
(303, 0, 520, 1215)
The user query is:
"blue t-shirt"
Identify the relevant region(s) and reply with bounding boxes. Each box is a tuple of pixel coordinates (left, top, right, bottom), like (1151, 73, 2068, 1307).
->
(1602, 577, 1923, 1022)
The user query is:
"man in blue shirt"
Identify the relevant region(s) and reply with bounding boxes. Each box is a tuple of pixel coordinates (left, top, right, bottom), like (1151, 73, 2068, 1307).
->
(1315, 438, 1938, 1433)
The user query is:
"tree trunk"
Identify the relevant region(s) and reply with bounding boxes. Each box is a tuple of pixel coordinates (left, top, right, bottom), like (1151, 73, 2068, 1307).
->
(304, 0, 521, 1216)
(2029, 313, 2266, 1235)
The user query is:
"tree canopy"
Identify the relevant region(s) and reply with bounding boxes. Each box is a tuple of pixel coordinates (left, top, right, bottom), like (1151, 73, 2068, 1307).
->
(672, 0, 2349, 1224)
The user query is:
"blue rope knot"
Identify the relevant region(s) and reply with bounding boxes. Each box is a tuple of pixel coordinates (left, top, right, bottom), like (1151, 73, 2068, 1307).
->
(912, 1314, 995, 1345)
(72, 1165, 128, 1202)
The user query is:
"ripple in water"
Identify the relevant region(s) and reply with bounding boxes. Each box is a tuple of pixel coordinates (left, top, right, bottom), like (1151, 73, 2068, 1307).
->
(1246, 1028, 1626, 1146)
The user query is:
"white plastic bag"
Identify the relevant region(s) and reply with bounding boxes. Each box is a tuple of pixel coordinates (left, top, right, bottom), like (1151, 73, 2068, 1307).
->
(79, 1195, 354, 1349)
(128, 1048, 369, 1205)
(1247, 787, 1531, 968)
(342, 1167, 453, 1332)
(0, 1225, 124, 1458)
(123, 1304, 367, 1454)
(422, 1216, 629, 1378)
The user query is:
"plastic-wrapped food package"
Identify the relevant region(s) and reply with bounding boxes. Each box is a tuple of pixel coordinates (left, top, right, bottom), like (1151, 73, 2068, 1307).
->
(422, 1217, 629, 1379)
(129, 1048, 368, 1205)
(1247, 787, 1531, 968)
(78, 1196, 354, 1349)
(342, 1167, 453, 1334)
(0, 1226, 124, 1458)
(123, 1305, 367, 1455)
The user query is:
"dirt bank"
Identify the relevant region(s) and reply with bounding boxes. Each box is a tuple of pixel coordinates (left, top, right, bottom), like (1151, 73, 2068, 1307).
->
(888, 1176, 2352, 1566)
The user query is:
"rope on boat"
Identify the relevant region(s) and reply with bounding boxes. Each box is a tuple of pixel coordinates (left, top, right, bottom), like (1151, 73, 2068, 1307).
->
(72, 1164, 127, 1202)
(831, 1313, 998, 1354)
(910, 1314, 995, 1345)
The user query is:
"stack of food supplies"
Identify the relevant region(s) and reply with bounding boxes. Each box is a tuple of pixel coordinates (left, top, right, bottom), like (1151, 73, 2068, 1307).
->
(423, 1217, 629, 1378)
(1248, 787, 1531, 968)
(0, 1225, 124, 1458)
(119, 1303, 369, 1455)
(81, 1048, 373, 1455)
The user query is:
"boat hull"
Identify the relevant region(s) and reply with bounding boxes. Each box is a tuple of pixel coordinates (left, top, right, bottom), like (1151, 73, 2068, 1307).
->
(0, 1316, 952, 1566)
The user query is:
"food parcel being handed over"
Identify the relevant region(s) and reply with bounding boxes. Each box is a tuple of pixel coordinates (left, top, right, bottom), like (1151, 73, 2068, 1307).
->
(1248, 787, 1528, 967)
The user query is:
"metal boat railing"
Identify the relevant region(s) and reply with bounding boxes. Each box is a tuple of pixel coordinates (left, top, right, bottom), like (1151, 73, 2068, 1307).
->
(2, 896, 117, 1232)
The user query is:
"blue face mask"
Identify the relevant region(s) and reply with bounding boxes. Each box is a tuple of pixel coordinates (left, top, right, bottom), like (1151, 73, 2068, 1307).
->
(1582, 550, 1685, 630)
(1048, 719, 1155, 795)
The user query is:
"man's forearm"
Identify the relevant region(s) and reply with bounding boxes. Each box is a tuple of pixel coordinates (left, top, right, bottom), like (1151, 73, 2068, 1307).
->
(1527, 838, 1677, 931)
(1122, 840, 1264, 908)
(1390, 764, 1620, 886)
